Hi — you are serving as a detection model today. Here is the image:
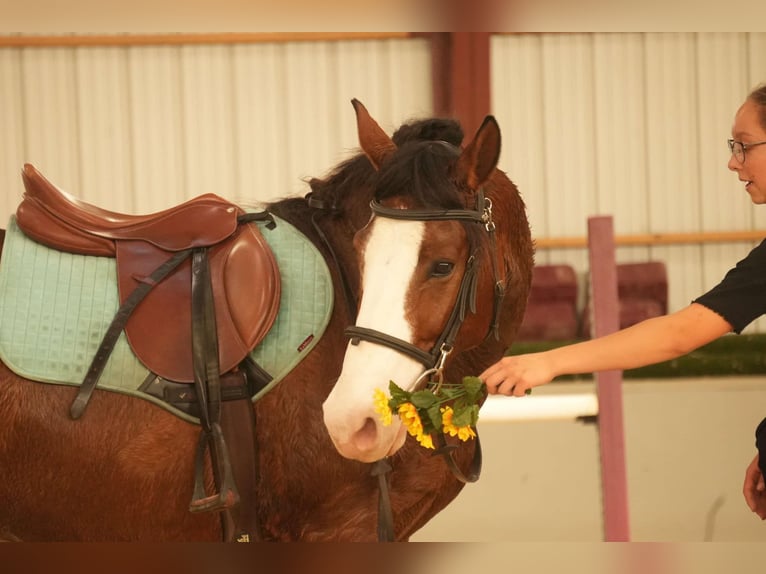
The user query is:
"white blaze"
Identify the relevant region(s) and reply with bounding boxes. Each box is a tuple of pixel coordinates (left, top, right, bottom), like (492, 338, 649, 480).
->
(323, 217, 426, 462)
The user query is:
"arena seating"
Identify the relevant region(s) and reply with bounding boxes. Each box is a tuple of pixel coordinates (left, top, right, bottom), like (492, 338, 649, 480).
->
(517, 261, 668, 342)
(516, 264, 580, 342)
(579, 261, 668, 339)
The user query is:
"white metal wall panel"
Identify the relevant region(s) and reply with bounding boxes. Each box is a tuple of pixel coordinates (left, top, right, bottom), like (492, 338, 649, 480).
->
(75, 47, 134, 212)
(492, 32, 766, 333)
(180, 45, 238, 204)
(230, 43, 289, 208)
(127, 46, 186, 211)
(590, 33, 654, 274)
(490, 34, 547, 261)
(18, 48, 81, 196)
(591, 34, 649, 244)
(539, 34, 596, 275)
(0, 48, 24, 221)
(0, 37, 431, 220)
(642, 33, 704, 313)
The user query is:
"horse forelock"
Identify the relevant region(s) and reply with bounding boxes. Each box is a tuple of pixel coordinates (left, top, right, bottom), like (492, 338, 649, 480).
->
(391, 117, 464, 148)
(373, 140, 463, 209)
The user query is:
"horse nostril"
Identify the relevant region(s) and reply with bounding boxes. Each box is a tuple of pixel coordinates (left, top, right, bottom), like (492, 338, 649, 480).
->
(353, 417, 378, 450)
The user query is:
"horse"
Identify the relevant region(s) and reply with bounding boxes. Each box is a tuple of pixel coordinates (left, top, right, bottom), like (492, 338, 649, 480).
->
(0, 99, 533, 541)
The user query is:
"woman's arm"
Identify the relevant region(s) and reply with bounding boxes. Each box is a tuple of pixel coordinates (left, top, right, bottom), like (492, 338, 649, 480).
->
(481, 302, 733, 396)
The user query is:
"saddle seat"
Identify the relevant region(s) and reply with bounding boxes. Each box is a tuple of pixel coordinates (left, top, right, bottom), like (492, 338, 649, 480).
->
(14, 163, 282, 383)
(17, 164, 241, 256)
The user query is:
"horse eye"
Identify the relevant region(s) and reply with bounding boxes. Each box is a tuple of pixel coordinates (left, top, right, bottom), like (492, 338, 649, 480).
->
(430, 261, 454, 278)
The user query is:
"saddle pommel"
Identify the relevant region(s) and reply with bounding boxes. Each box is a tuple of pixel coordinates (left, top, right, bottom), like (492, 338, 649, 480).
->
(17, 164, 240, 254)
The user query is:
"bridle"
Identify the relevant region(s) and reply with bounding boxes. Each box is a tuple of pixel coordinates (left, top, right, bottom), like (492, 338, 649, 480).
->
(345, 188, 506, 391)
(346, 190, 508, 542)
(308, 186, 509, 542)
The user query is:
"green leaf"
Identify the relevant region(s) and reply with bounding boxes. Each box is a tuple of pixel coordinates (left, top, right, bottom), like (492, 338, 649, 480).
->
(410, 390, 438, 409)
(423, 405, 442, 434)
(452, 404, 479, 427)
(388, 381, 411, 405)
(439, 386, 464, 400)
(461, 376, 486, 403)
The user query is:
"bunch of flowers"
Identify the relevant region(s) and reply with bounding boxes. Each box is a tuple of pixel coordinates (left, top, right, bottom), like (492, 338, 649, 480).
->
(373, 376, 487, 450)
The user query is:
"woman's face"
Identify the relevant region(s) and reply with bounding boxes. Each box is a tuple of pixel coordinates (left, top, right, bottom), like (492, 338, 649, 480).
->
(728, 98, 766, 204)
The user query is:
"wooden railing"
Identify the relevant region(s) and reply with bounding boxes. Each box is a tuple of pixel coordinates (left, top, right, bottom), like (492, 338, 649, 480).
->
(0, 33, 412, 48)
(536, 230, 764, 249)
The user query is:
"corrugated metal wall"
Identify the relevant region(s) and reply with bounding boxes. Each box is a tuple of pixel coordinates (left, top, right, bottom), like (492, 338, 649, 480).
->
(0, 37, 432, 221)
(2, 33, 766, 333)
(492, 32, 766, 333)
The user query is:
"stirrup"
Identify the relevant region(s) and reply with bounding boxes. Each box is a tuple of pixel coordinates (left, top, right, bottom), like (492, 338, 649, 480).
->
(189, 423, 240, 513)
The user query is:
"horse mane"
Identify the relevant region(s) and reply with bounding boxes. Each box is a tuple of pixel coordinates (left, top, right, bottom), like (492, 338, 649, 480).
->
(308, 117, 465, 208)
(264, 117, 468, 237)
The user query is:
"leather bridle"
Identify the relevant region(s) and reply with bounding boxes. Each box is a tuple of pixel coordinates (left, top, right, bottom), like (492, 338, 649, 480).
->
(308, 187, 508, 542)
(345, 189, 506, 389)
(347, 190, 508, 542)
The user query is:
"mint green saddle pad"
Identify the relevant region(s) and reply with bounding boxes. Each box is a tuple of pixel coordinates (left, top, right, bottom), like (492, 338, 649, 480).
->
(0, 213, 333, 423)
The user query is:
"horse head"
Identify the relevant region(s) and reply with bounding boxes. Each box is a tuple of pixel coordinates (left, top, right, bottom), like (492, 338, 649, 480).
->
(322, 99, 531, 463)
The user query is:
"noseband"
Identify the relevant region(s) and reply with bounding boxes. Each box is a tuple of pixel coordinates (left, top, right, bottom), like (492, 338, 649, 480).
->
(344, 189, 506, 388)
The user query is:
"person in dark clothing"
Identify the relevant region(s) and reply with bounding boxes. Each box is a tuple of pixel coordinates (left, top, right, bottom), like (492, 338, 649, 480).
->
(747, 418, 766, 518)
(480, 83, 766, 520)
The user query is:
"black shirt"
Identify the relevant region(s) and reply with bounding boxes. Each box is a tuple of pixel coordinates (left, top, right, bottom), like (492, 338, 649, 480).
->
(693, 239, 766, 473)
(693, 239, 766, 333)
(757, 418, 766, 477)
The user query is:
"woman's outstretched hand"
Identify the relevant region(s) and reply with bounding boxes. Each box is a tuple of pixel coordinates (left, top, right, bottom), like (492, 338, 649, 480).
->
(480, 353, 555, 396)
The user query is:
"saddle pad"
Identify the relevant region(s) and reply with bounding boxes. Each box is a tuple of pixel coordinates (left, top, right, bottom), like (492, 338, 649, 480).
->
(0, 213, 333, 423)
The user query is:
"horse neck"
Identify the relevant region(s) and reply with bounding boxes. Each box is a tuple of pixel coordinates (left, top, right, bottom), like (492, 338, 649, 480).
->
(483, 172, 534, 347)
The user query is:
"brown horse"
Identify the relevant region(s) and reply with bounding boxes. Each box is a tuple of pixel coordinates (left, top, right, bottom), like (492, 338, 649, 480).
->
(0, 100, 533, 541)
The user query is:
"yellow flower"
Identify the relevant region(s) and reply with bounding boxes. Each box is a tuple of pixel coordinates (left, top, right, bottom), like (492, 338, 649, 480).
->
(396, 403, 434, 449)
(457, 425, 477, 441)
(441, 406, 477, 442)
(398, 403, 423, 436)
(373, 388, 393, 426)
(416, 432, 435, 449)
(441, 406, 458, 436)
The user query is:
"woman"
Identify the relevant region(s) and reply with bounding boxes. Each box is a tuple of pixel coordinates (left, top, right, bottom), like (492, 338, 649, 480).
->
(480, 83, 766, 520)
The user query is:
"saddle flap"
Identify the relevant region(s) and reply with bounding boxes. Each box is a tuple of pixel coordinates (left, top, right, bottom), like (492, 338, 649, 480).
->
(117, 223, 281, 383)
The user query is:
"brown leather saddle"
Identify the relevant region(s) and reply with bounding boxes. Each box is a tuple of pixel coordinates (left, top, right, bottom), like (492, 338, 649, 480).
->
(15, 164, 281, 384)
(14, 164, 282, 540)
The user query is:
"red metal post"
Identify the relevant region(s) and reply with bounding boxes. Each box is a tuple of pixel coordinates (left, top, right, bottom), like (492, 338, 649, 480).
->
(587, 215, 631, 541)
(428, 32, 491, 138)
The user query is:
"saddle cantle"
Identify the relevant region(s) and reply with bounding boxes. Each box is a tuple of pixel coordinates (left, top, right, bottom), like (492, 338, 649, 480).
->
(14, 164, 281, 383)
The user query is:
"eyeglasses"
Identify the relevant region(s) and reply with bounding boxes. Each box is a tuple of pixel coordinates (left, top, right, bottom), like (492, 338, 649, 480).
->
(727, 139, 766, 163)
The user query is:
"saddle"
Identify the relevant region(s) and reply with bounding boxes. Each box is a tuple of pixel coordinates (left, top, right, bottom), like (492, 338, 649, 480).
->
(14, 163, 282, 541)
(15, 164, 281, 383)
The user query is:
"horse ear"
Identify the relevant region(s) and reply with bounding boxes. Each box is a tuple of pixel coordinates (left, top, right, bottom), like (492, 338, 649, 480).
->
(456, 115, 501, 191)
(351, 98, 396, 170)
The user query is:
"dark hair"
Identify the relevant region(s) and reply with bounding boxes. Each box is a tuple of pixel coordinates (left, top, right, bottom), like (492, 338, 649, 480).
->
(748, 83, 766, 131)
